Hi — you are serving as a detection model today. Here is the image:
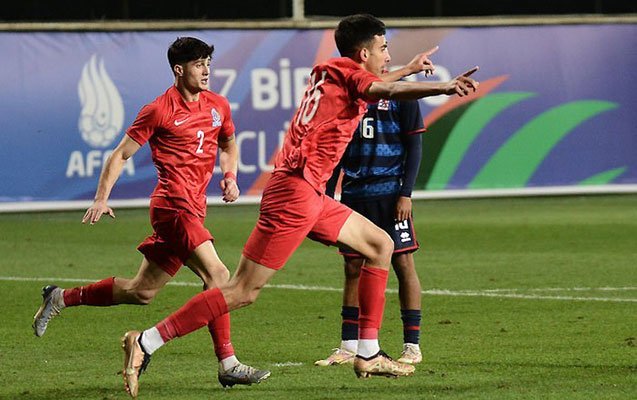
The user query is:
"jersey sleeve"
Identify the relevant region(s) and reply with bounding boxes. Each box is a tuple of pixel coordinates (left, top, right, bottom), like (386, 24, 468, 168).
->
(126, 103, 162, 146)
(399, 99, 426, 135)
(347, 68, 382, 103)
(399, 133, 422, 197)
(219, 98, 235, 139)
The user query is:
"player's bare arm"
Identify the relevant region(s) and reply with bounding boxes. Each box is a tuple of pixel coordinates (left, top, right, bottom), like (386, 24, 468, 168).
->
(381, 46, 439, 82)
(218, 134, 240, 203)
(82, 135, 141, 225)
(369, 66, 479, 100)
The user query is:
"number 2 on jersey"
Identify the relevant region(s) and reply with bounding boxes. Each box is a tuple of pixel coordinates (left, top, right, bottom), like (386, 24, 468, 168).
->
(196, 130, 204, 154)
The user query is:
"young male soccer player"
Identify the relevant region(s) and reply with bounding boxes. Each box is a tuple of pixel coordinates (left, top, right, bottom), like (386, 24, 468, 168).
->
(32, 37, 269, 389)
(316, 95, 425, 367)
(119, 14, 478, 397)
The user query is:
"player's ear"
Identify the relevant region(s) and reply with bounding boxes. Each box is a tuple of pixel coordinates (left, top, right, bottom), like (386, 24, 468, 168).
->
(358, 47, 369, 62)
(173, 64, 184, 77)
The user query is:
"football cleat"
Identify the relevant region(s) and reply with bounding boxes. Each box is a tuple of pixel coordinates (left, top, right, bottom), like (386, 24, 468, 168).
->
(314, 347, 356, 366)
(32, 285, 64, 337)
(353, 350, 415, 378)
(218, 362, 271, 388)
(397, 343, 422, 365)
(121, 331, 151, 399)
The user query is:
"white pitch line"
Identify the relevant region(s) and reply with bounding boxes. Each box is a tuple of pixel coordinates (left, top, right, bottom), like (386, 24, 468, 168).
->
(422, 289, 637, 302)
(477, 287, 637, 293)
(1, 276, 636, 303)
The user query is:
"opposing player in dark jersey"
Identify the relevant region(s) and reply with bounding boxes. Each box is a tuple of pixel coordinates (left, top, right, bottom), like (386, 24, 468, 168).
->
(120, 14, 478, 395)
(316, 96, 425, 367)
(32, 37, 269, 397)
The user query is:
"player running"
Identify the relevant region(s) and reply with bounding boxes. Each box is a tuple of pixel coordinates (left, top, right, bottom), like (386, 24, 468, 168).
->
(32, 37, 269, 393)
(119, 14, 478, 397)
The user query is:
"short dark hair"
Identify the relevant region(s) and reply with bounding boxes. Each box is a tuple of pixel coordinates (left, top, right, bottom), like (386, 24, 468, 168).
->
(334, 14, 386, 58)
(167, 37, 214, 69)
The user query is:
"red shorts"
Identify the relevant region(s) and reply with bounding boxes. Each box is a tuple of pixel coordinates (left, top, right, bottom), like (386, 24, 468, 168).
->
(137, 197, 213, 276)
(243, 171, 353, 270)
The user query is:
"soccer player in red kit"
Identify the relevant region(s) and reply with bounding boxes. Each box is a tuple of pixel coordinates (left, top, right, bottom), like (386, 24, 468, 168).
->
(32, 37, 269, 392)
(120, 14, 479, 396)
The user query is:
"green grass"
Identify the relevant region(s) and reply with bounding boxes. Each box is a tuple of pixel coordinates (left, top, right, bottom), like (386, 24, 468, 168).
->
(1, 195, 636, 399)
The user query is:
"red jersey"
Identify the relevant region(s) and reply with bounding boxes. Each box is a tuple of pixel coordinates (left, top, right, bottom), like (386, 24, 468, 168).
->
(126, 86, 234, 218)
(274, 57, 382, 193)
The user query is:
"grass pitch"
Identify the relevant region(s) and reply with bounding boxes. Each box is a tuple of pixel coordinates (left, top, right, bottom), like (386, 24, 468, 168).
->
(0, 195, 635, 399)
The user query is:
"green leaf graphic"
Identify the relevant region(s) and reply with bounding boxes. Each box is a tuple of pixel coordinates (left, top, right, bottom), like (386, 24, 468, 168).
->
(427, 92, 534, 190)
(578, 167, 626, 185)
(417, 106, 469, 189)
(469, 101, 618, 188)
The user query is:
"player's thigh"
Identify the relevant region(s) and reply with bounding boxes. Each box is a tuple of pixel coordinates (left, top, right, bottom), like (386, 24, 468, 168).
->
(243, 172, 322, 269)
(336, 211, 393, 261)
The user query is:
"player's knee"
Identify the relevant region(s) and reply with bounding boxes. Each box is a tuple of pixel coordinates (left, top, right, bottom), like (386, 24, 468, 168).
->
(392, 253, 411, 271)
(371, 231, 393, 266)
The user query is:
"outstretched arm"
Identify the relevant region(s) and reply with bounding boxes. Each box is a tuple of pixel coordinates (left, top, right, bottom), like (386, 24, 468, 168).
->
(381, 46, 439, 82)
(218, 134, 240, 203)
(370, 66, 480, 100)
(82, 135, 141, 224)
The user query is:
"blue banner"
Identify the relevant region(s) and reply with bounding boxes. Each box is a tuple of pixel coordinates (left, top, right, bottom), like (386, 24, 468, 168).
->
(0, 25, 635, 203)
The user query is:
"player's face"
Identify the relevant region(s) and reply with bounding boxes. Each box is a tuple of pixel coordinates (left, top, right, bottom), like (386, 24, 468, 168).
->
(364, 35, 391, 77)
(181, 56, 211, 92)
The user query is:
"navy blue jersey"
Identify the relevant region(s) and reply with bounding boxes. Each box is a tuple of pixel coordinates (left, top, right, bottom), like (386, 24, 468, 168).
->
(340, 99, 425, 201)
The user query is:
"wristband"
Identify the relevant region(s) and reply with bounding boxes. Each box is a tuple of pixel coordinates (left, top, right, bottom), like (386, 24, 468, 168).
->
(223, 171, 237, 181)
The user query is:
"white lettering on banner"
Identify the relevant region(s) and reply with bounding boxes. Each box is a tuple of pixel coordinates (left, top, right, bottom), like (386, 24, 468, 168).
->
(251, 59, 312, 110)
(212, 69, 239, 110)
(235, 132, 257, 173)
(251, 68, 278, 110)
(217, 122, 288, 174)
(279, 58, 292, 109)
(66, 150, 135, 178)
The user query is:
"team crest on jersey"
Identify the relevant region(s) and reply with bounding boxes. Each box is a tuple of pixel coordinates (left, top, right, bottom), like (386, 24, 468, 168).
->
(211, 108, 222, 127)
(378, 99, 390, 111)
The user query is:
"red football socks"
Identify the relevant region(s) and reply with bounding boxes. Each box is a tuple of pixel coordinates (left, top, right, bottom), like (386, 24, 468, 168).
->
(63, 277, 114, 306)
(358, 266, 389, 340)
(208, 312, 235, 360)
(156, 288, 228, 342)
